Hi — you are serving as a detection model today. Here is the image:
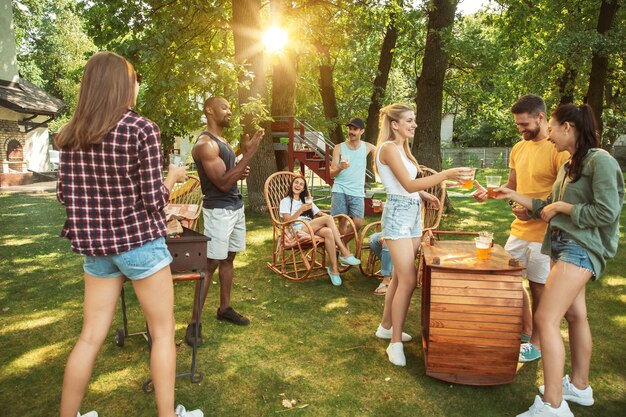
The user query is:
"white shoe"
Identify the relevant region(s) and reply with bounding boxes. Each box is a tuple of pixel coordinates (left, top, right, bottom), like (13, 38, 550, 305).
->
(539, 375, 594, 406)
(77, 412, 98, 417)
(375, 324, 412, 342)
(386, 342, 406, 366)
(175, 404, 204, 417)
(516, 396, 574, 417)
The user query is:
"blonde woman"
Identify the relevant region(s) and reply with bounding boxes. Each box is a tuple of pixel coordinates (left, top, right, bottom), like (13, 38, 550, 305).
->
(374, 103, 470, 366)
(56, 52, 201, 417)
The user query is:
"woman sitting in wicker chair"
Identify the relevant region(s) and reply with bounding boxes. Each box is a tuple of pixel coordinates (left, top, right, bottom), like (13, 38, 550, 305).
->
(279, 176, 361, 286)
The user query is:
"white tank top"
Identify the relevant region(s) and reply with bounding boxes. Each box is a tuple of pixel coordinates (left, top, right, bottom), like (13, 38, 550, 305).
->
(376, 142, 420, 198)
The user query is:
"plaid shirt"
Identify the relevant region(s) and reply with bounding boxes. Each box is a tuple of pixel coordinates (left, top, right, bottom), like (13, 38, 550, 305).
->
(57, 110, 170, 256)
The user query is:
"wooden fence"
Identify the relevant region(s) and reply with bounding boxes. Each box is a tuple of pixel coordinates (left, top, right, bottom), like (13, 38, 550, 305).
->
(441, 147, 510, 168)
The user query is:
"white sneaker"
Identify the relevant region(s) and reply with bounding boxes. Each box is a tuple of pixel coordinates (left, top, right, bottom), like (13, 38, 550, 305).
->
(375, 324, 413, 342)
(77, 412, 98, 417)
(386, 342, 406, 366)
(516, 396, 574, 417)
(175, 404, 204, 417)
(539, 375, 594, 406)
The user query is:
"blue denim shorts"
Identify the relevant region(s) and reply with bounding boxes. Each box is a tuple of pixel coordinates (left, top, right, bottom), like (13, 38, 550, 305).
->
(550, 229, 595, 277)
(331, 192, 365, 219)
(83, 237, 173, 280)
(381, 194, 422, 240)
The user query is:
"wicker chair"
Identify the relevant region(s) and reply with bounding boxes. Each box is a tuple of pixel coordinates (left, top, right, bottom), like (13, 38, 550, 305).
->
(264, 171, 357, 281)
(167, 175, 203, 232)
(356, 166, 447, 281)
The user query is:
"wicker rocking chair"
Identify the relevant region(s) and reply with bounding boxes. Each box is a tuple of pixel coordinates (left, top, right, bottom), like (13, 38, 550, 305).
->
(264, 171, 357, 281)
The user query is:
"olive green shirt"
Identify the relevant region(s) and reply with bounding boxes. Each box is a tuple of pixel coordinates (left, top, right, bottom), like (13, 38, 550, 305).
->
(531, 149, 624, 278)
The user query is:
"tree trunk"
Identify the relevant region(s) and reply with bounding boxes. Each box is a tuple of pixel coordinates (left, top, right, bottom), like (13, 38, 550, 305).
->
(232, 0, 277, 213)
(316, 42, 343, 145)
(269, 0, 297, 171)
(585, 0, 620, 144)
(411, 0, 458, 172)
(557, 66, 577, 105)
(364, 1, 402, 179)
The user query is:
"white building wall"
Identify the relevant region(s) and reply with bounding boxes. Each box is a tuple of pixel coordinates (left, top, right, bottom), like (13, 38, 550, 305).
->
(25, 127, 50, 171)
(440, 113, 455, 148)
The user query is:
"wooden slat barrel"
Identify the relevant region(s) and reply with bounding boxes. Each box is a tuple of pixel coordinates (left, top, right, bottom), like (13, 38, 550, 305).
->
(420, 240, 525, 385)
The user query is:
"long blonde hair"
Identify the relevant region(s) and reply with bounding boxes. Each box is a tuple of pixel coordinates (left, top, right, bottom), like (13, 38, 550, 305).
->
(375, 103, 419, 170)
(55, 51, 138, 149)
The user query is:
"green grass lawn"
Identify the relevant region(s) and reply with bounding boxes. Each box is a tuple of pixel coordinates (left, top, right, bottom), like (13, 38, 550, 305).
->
(0, 191, 624, 416)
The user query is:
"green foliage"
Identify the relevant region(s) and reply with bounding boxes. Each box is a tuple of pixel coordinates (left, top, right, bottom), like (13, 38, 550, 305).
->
(13, 0, 97, 129)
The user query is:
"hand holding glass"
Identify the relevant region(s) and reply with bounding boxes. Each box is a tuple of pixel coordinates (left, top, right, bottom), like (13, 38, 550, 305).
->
(460, 168, 476, 189)
(340, 155, 350, 169)
(486, 176, 502, 198)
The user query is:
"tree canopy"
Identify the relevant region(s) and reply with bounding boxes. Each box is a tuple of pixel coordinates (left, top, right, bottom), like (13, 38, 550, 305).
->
(13, 0, 625, 155)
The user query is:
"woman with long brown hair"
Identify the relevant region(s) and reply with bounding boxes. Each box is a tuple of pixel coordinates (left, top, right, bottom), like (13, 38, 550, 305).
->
(496, 104, 623, 417)
(374, 103, 470, 366)
(56, 52, 202, 417)
(279, 175, 360, 286)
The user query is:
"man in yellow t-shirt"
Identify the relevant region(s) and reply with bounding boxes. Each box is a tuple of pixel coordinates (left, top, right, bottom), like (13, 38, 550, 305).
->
(475, 95, 569, 363)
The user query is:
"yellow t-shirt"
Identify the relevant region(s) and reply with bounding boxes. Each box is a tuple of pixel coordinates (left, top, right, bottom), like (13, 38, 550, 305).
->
(509, 138, 570, 242)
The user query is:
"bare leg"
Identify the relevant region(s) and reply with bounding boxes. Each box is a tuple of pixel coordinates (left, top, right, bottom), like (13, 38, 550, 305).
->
(381, 238, 420, 342)
(308, 216, 353, 257)
(60, 274, 124, 417)
(218, 252, 236, 312)
(564, 285, 592, 389)
(528, 280, 545, 349)
(380, 269, 398, 329)
(132, 267, 177, 417)
(190, 258, 219, 324)
(535, 261, 592, 407)
(317, 227, 340, 273)
(352, 217, 364, 233)
(521, 284, 533, 338)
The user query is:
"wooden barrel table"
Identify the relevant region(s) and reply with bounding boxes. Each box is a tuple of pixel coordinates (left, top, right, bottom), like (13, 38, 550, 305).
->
(420, 240, 525, 385)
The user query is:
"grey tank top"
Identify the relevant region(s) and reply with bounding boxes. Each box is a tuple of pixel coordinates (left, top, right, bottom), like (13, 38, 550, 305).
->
(194, 131, 243, 210)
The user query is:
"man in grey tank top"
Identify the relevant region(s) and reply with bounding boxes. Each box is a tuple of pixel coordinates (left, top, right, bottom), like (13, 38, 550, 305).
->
(329, 117, 376, 234)
(185, 97, 264, 347)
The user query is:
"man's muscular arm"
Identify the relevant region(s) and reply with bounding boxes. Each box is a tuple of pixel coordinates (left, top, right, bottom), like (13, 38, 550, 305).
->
(195, 129, 262, 192)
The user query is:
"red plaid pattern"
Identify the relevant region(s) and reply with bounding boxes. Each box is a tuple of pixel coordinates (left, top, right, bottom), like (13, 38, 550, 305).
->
(57, 110, 170, 256)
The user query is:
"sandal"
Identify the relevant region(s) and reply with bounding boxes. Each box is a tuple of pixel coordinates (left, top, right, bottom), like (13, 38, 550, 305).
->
(373, 282, 388, 295)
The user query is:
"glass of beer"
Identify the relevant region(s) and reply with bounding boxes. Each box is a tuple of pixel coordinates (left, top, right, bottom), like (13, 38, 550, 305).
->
(372, 199, 382, 213)
(169, 153, 184, 167)
(475, 237, 491, 260)
(304, 196, 313, 204)
(486, 175, 502, 198)
(460, 168, 475, 189)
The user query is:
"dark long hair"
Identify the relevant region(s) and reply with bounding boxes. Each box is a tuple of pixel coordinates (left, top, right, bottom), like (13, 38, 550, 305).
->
(286, 176, 314, 219)
(552, 103, 599, 182)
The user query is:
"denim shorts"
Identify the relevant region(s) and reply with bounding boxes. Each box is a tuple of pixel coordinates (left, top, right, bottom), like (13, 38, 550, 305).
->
(550, 229, 595, 277)
(381, 194, 422, 240)
(331, 192, 365, 219)
(83, 237, 173, 280)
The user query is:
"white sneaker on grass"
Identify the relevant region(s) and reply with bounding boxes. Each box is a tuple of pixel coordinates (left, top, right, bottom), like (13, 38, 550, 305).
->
(386, 342, 406, 366)
(77, 412, 98, 417)
(175, 404, 204, 417)
(516, 395, 573, 417)
(375, 324, 412, 342)
(539, 375, 594, 406)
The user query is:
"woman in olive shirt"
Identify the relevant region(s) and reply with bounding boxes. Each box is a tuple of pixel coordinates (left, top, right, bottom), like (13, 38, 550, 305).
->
(496, 104, 624, 417)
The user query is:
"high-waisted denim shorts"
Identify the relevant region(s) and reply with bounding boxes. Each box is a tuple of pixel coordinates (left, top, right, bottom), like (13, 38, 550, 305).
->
(550, 229, 595, 277)
(83, 237, 173, 280)
(381, 194, 422, 240)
